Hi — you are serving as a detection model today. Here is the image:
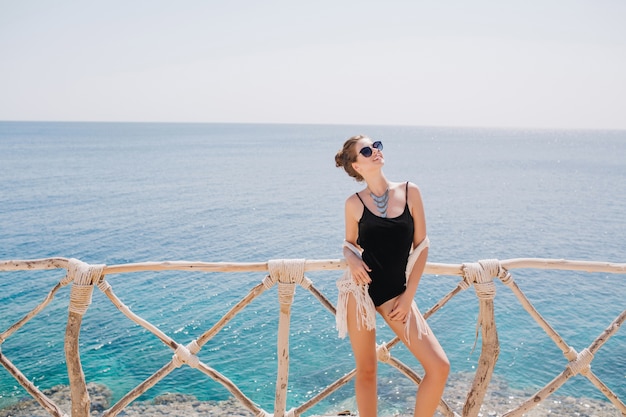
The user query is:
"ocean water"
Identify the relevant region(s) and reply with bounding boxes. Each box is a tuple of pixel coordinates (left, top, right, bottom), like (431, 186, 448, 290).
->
(0, 121, 625, 415)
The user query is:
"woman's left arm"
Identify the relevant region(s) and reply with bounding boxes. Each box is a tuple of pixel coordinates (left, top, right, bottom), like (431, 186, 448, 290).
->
(406, 182, 428, 296)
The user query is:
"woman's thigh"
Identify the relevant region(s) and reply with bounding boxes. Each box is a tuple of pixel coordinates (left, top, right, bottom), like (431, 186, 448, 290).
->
(377, 297, 448, 371)
(346, 293, 377, 369)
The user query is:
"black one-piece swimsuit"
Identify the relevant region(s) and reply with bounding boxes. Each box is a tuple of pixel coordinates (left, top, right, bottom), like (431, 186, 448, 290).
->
(356, 182, 414, 307)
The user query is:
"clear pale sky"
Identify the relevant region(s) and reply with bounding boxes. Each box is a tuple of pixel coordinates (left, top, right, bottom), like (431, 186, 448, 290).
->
(1, 1, 625, 129)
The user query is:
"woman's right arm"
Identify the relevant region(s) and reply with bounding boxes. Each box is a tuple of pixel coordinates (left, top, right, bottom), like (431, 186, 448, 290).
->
(344, 195, 371, 285)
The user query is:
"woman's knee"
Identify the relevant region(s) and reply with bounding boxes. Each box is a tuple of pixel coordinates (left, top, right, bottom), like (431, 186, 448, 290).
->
(425, 354, 450, 380)
(355, 361, 378, 381)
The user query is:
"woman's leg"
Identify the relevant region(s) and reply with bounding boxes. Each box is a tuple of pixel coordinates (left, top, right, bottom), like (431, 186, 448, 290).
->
(378, 299, 450, 417)
(346, 293, 378, 417)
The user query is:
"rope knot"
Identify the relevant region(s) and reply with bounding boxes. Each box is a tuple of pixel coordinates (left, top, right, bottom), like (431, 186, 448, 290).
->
(67, 259, 105, 315)
(498, 269, 514, 286)
(462, 260, 501, 300)
(268, 259, 306, 284)
(458, 276, 472, 290)
(60, 270, 74, 287)
(479, 259, 501, 278)
(269, 259, 306, 304)
(278, 282, 296, 305)
(172, 344, 200, 369)
(474, 282, 496, 300)
(187, 339, 201, 354)
(299, 276, 313, 290)
(376, 343, 391, 363)
(97, 279, 112, 293)
(262, 274, 277, 289)
(568, 348, 594, 375)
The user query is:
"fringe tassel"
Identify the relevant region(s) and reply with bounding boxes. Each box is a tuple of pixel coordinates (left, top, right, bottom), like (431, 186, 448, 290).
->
(336, 268, 377, 338)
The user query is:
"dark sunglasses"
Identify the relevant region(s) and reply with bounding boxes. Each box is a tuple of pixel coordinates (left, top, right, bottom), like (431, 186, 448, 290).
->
(359, 141, 383, 158)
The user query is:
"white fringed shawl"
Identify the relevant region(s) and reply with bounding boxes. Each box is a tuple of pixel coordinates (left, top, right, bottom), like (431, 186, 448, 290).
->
(336, 237, 430, 344)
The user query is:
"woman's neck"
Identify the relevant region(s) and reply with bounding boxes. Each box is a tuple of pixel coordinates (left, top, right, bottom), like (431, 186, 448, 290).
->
(365, 174, 389, 196)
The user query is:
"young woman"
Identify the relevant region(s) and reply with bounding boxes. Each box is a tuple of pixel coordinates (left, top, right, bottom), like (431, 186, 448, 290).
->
(334, 135, 449, 417)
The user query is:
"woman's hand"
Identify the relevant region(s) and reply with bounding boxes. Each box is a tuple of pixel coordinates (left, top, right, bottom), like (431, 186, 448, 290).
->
(346, 254, 372, 286)
(389, 292, 413, 322)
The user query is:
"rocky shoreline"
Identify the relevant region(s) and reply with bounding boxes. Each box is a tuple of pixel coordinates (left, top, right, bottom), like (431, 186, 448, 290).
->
(438, 374, 621, 417)
(0, 375, 621, 417)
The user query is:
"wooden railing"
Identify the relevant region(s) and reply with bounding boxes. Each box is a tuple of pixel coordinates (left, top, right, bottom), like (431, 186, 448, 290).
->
(1, 257, 625, 417)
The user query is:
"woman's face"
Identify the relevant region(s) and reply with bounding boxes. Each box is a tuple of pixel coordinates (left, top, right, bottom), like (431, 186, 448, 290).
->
(353, 138, 384, 174)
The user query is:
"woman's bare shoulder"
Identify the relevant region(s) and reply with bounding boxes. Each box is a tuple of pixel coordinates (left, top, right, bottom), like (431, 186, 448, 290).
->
(345, 192, 364, 219)
(406, 182, 426, 219)
(345, 192, 362, 208)
(406, 181, 423, 200)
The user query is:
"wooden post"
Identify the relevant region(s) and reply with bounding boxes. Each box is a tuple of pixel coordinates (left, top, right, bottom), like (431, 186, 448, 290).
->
(463, 261, 500, 417)
(268, 259, 305, 417)
(65, 311, 89, 417)
(64, 260, 104, 417)
(275, 281, 296, 417)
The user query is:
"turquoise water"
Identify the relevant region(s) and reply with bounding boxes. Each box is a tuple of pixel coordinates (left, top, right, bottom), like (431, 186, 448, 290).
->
(1, 122, 625, 414)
